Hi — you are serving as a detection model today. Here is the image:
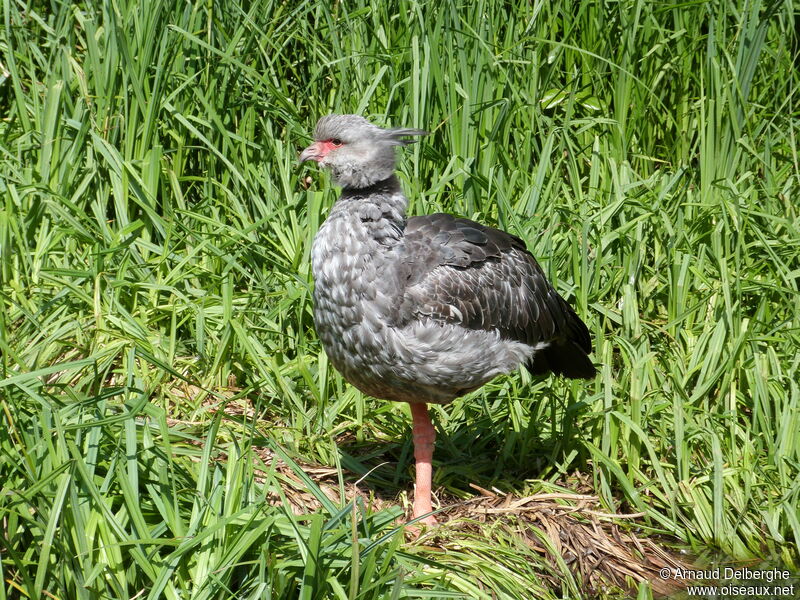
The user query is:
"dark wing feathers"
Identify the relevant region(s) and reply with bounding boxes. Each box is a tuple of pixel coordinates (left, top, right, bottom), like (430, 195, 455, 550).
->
(394, 213, 594, 379)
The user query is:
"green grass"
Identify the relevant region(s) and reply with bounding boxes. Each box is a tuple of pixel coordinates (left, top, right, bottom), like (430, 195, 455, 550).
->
(1, 0, 799, 597)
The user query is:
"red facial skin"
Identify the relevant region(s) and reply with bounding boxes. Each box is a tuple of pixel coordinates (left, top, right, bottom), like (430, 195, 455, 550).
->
(299, 138, 343, 163)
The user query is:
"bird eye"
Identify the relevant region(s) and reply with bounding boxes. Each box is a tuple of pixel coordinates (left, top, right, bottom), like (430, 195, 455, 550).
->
(331, 138, 343, 146)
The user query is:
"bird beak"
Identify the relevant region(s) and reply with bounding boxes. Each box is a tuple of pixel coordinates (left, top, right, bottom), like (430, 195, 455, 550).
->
(299, 142, 323, 164)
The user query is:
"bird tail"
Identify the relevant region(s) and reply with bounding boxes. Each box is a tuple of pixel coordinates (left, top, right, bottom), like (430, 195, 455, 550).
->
(527, 300, 596, 380)
(526, 340, 596, 380)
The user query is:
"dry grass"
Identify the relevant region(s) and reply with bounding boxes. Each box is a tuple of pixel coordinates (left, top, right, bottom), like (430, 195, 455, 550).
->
(208, 403, 694, 599)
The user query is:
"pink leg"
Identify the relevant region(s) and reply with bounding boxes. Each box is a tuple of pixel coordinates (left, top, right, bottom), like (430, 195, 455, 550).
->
(409, 402, 437, 526)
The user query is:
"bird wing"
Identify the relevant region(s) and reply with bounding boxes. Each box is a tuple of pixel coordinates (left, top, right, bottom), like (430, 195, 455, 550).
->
(393, 213, 592, 358)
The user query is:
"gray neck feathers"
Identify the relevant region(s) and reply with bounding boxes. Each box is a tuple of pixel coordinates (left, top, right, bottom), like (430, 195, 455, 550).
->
(332, 176, 408, 241)
(330, 146, 396, 189)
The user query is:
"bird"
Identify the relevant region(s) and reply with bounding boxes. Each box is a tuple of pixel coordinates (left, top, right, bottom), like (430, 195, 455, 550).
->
(300, 114, 595, 527)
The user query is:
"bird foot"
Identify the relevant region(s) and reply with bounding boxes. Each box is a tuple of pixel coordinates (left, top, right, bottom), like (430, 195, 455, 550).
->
(405, 512, 438, 539)
(412, 512, 438, 527)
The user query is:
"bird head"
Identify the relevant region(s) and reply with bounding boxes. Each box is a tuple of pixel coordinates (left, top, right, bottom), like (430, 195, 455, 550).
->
(299, 115, 427, 189)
